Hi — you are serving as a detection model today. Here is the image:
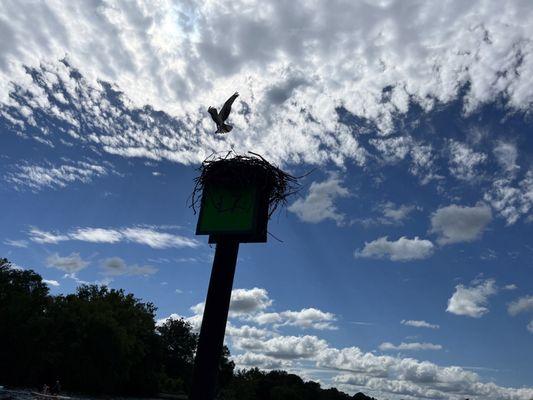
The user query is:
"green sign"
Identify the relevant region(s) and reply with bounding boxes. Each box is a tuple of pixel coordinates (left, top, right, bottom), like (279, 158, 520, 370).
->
(196, 185, 258, 235)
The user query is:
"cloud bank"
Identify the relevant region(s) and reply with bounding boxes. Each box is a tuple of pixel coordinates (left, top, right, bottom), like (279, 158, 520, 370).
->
(158, 286, 533, 399)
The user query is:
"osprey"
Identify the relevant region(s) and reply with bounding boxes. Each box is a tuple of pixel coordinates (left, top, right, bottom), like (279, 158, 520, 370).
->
(208, 92, 239, 134)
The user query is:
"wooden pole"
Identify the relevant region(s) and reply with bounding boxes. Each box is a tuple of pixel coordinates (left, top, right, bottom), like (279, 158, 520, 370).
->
(190, 239, 239, 400)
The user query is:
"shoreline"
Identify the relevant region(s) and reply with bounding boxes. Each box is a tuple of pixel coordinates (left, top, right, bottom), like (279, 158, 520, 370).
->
(0, 388, 187, 400)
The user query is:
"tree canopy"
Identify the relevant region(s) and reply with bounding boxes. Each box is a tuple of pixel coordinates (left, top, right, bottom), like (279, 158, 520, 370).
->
(0, 258, 376, 399)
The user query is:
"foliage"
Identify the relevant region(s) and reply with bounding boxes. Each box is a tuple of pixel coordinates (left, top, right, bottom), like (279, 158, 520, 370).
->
(220, 369, 377, 400)
(0, 259, 375, 399)
(158, 318, 198, 392)
(43, 285, 160, 394)
(0, 258, 51, 386)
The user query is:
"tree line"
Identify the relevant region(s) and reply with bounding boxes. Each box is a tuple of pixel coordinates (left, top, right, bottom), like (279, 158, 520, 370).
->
(0, 258, 377, 400)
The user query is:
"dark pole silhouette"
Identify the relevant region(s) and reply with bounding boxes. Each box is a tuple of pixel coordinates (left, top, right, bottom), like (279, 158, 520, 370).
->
(190, 239, 239, 400)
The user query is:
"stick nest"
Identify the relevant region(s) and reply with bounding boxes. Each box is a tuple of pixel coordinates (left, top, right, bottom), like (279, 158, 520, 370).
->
(190, 151, 301, 218)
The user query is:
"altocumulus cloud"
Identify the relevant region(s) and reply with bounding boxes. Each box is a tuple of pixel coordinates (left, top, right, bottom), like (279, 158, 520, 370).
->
(5, 161, 109, 191)
(3, 0, 533, 131)
(484, 170, 533, 225)
(447, 140, 487, 182)
(355, 236, 434, 261)
(2, 0, 533, 187)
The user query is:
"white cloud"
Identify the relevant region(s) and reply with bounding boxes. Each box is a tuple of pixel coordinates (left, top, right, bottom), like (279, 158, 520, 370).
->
(494, 141, 519, 175)
(46, 252, 89, 274)
(155, 313, 203, 333)
(3, 239, 28, 248)
(288, 174, 349, 225)
(158, 285, 533, 399)
(485, 170, 533, 225)
(508, 295, 533, 316)
(359, 202, 417, 226)
(379, 342, 442, 351)
(191, 287, 273, 318)
(101, 257, 157, 277)
(28, 226, 199, 249)
(355, 236, 434, 261)
(191, 287, 337, 331)
(228, 287, 273, 315)
(252, 312, 283, 325)
(319, 346, 533, 400)
(277, 308, 337, 330)
(446, 279, 498, 318)
(121, 227, 199, 249)
(192, 290, 337, 331)
(401, 319, 439, 329)
(42, 279, 60, 287)
(380, 202, 416, 224)
(252, 308, 337, 330)
(232, 352, 291, 370)
(29, 228, 69, 244)
(447, 140, 487, 181)
(527, 320, 533, 334)
(71, 228, 122, 243)
(5, 161, 108, 191)
(226, 324, 274, 340)
(1, 0, 533, 173)
(334, 374, 448, 400)
(234, 335, 328, 360)
(430, 203, 492, 245)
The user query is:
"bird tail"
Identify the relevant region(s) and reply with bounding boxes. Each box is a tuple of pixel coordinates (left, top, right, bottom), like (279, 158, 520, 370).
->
(216, 123, 233, 133)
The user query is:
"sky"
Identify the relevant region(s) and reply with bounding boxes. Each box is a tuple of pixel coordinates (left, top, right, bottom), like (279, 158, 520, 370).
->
(1, 1, 533, 399)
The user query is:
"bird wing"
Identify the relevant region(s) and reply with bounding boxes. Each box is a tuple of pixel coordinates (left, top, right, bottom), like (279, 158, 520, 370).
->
(208, 107, 219, 123)
(219, 92, 239, 122)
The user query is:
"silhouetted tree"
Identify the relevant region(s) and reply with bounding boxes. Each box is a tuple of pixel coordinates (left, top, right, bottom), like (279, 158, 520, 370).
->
(0, 259, 376, 399)
(353, 392, 376, 400)
(157, 318, 197, 393)
(0, 259, 52, 386)
(43, 285, 160, 394)
(157, 317, 234, 395)
(220, 368, 356, 400)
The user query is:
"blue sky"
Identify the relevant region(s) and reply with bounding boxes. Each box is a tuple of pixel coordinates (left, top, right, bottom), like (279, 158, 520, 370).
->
(1, 1, 533, 399)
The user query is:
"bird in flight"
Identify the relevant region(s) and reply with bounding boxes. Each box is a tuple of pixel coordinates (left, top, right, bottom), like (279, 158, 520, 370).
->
(208, 92, 239, 134)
